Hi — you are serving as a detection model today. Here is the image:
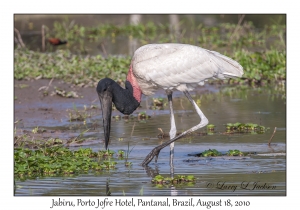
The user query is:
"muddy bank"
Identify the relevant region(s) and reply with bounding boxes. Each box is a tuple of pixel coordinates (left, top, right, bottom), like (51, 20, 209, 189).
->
(14, 79, 99, 125)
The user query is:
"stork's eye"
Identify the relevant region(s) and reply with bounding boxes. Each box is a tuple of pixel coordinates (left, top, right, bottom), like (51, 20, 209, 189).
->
(103, 88, 107, 91)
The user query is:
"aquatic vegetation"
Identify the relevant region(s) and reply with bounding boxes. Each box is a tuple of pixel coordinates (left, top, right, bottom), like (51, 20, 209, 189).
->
(14, 147, 118, 181)
(225, 122, 267, 134)
(101, 160, 117, 169)
(98, 149, 115, 157)
(153, 97, 164, 106)
(206, 124, 215, 135)
(14, 48, 131, 87)
(44, 18, 285, 52)
(14, 47, 285, 86)
(152, 175, 164, 184)
(51, 87, 80, 98)
(123, 142, 134, 167)
(15, 84, 29, 89)
(116, 149, 133, 166)
(14, 132, 64, 148)
(125, 161, 132, 167)
(67, 104, 95, 121)
(207, 124, 215, 131)
(151, 174, 195, 186)
(200, 149, 222, 157)
(31, 126, 46, 134)
(232, 50, 286, 84)
(138, 111, 150, 121)
(151, 97, 165, 110)
(117, 150, 125, 158)
(227, 149, 244, 156)
(66, 129, 91, 145)
(192, 149, 251, 158)
(14, 20, 286, 86)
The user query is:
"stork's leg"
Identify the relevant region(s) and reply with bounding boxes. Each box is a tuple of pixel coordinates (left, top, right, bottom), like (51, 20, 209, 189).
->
(141, 90, 208, 166)
(166, 90, 176, 178)
(153, 91, 176, 166)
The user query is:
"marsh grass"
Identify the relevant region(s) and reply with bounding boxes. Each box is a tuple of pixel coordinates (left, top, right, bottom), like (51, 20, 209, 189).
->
(46, 18, 285, 52)
(66, 128, 90, 144)
(14, 21, 286, 86)
(14, 47, 285, 86)
(14, 130, 64, 149)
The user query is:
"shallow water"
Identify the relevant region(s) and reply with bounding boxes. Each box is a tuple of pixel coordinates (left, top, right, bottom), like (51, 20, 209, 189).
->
(14, 84, 286, 196)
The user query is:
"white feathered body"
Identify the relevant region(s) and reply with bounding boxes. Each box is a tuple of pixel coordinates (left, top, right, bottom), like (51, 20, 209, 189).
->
(131, 43, 243, 95)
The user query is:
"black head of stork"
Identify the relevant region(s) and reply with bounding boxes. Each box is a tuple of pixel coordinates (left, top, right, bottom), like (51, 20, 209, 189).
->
(96, 78, 140, 149)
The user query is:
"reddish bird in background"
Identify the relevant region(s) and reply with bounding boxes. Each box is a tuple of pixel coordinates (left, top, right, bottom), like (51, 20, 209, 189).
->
(48, 38, 68, 46)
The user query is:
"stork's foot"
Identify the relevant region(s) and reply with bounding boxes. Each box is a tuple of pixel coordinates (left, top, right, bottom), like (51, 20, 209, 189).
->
(141, 146, 161, 166)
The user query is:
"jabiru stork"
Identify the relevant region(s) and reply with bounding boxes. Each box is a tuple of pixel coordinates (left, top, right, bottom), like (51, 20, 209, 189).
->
(96, 43, 243, 168)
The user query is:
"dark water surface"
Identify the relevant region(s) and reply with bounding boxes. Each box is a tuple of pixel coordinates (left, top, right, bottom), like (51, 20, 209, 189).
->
(15, 84, 286, 196)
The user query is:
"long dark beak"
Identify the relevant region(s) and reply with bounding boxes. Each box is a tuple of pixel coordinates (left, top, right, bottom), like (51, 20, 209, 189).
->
(98, 92, 112, 150)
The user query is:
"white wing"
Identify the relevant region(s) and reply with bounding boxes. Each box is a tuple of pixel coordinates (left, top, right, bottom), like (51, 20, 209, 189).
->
(131, 43, 243, 95)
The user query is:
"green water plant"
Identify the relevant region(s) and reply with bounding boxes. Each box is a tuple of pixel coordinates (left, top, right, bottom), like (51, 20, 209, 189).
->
(46, 18, 285, 52)
(227, 149, 244, 156)
(152, 97, 164, 106)
(207, 124, 215, 131)
(14, 47, 285, 86)
(14, 147, 118, 181)
(67, 104, 94, 121)
(151, 97, 165, 110)
(98, 149, 115, 157)
(14, 130, 64, 148)
(117, 150, 125, 158)
(225, 122, 267, 134)
(123, 142, 134, 167)
(52, 87, 80, 98)
(138, 111, 150, 121)
(151, 174, 195, 186)
(200, 149, 222, 157)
